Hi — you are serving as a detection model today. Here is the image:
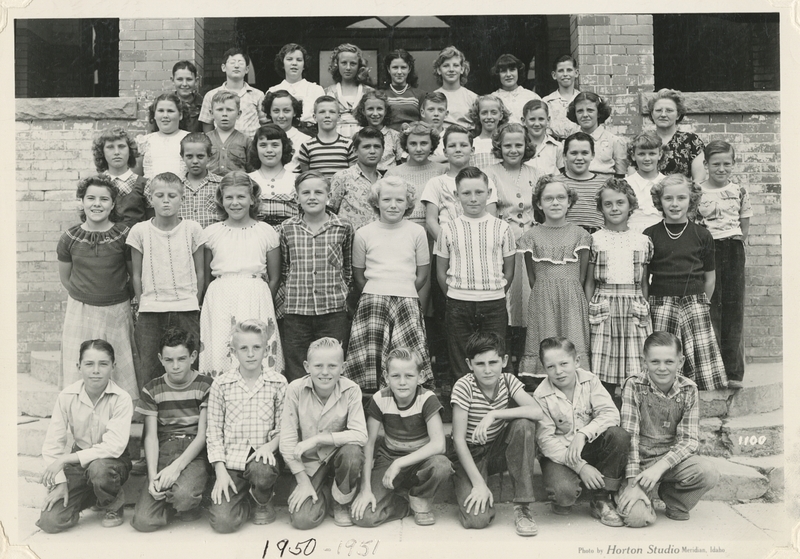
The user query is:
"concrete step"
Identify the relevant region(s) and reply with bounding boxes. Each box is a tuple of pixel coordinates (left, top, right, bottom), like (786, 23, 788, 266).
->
(729, 454, 783, 497)
(699, 362, 782, 419)
(697, 410, 782, 458)
(31, 350, 62, 388)
(703, 456, 770, 501)
(18, 373, 60, 418)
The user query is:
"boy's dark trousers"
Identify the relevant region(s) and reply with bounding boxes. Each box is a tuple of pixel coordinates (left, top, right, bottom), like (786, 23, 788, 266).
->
(288, 444, 364, 530)
(282, 312, 350, 382)
(709, 238, 746, 381)
(134, 310, 201, 390)
(37, 446, 132, 533)
(207, 458, 281, 533)
(449, 418, 537, 529)
(130, 434, 209, 532)
(540, 426, 630, 507)
(351, 452, 453, 527)
(445, 297, 508, 380)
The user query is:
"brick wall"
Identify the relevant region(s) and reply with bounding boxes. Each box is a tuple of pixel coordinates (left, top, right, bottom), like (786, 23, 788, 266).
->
(16, 99, 143, 374)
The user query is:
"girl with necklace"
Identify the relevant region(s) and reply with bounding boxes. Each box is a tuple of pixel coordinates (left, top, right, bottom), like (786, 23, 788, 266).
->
(381, 49, 427, 132)
(247, 124, 298, 227)
(484, 123, 541, 367)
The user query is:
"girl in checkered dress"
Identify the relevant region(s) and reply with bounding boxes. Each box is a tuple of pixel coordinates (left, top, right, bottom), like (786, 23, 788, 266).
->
(584, 178, 653, 399)
(643, 174, 727, 390)
(343, 176, 433, 393)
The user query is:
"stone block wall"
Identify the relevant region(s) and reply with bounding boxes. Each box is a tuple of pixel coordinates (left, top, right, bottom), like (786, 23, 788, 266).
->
(16, 99, 144, 374)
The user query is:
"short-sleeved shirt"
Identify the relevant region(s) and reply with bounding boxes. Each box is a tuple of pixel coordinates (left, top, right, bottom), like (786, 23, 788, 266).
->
(542, 89, 580, 140)
(644, 221, 715, 297)
(328, 164, 384, 231)
(268, 79, 326, 124)
(137, 131, 189, 179)
(136, 372, 214, 436)
(435, 86, 477, 130)
(434, 214, 516, 301)
(297, 135, 357, 179)
(143, 172, 223, 229)
(525, 135, 564, 177)
(696, 182, 753, 240)
(626, 172, 665, 233)
(207, 129, 251, 175)
(561, 171, 606, 229)
(493, 86, 540, 124)
(420, 174, 499, 228)
(451, 372, 523, 444)
(56, 223, 131, 306)
(199, 82, 266, 140)
(589, 125, 628, 176)
(126, 218, 204, 312)
(353, 220, 429, 298)
(659, 131, 704, 178)
(367, 386, 442, 460)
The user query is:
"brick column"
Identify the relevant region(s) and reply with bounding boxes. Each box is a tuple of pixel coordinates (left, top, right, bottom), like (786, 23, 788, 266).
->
(119, 18, 205, 120)
(570, 14, 655, 136)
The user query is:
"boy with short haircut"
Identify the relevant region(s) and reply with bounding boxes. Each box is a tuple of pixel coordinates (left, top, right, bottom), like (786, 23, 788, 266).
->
(351, 348, 452, 527)
(280, 171, 354, 381)
(617, 332, 719, 527)
(128, 172, 204, 391)
(172, 60, 204, 133)
(206, 90, 251, 175)
(542, 55, 581, 141)
(206, 319, 288, 533)
(533, 337, 629, 527)
(696, 140, 752, 389)
(280, 338, 367, 529)
(421, 126, 499, 243)
(561, 131, 606, 233)
(297, 96, 358, 179)
(199, 47, 267, 139)
(626, 132, 666, 233)
(420, 92, 449, 163)
(449, 332, 542, 536)
(434, 166, 514, 380)
(37, 339, 133, 533)
(131, 328, 214, 532)
(329, 126, 386, 231)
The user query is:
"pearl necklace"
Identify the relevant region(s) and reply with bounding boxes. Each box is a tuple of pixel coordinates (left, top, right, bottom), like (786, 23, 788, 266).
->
(390, 83, 409, 95)
(663, 220, 689, 240)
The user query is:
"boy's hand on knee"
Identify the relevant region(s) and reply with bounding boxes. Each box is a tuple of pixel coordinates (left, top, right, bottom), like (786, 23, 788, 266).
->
(211, 470, 238, 505)
(616, 482, 650, 515)
(578, 464, 605, 490)
(635, 462, 668, 493)
(42, 482, 68, 511)
(251, 444, 276, 466)
(351, 490, 376, 520)
(148, 479, 167, 500)
(464, 482, 493, 516)
(288, 479, 317, 514)
(154, 462, 183, 492)
(382, 462, 401, 489)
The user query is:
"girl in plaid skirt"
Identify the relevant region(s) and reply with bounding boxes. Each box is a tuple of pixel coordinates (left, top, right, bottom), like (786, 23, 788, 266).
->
(343, 176, 433, 393)
(643, 174, 727, 390)
(585, 178, 654, 402)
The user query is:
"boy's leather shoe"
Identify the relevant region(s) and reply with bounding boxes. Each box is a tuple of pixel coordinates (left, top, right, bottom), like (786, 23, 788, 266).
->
(591, 497, 624, 527)
(514, 504, 538, 536)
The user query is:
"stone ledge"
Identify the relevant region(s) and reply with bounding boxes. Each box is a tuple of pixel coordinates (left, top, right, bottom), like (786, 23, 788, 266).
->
(639, 91, 779, 114)
(16, 97, 139, 121)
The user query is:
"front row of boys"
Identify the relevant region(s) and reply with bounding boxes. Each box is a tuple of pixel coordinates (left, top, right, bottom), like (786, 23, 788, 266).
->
(39, 324, 717, 534)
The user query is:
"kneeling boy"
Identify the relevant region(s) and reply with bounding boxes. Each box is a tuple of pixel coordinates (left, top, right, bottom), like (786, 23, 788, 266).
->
(280, 338, 367, 529)
(131, 328, 214, 531)
(534, 337, 629, 527)
(206, 319, 287, 532)
(351, 348, 452, 527)
(617, 331, 719, 527)
(449, 332, 542, 536)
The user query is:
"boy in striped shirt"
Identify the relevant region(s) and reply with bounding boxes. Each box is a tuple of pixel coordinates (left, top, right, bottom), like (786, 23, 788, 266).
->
(131, 328, 214, 532)
(434, 166, 515, 380)
(298, 96, 357, 179)
(449, 332, 542, 536)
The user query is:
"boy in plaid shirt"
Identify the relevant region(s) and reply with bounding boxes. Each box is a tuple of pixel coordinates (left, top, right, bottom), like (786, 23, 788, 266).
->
(206, 319, 288, 532)
(279, 170, 354, 381)
(616, 332, 719, 527)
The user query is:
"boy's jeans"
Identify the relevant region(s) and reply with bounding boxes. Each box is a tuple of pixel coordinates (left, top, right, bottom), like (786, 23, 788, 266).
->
(449, 418, 537, 529)
(130, 435, 209, 532)
(207, 458, 281, 533)
(709, 238, 746, 381)
(445, 297, 508, 379)
(540, 426, 630, 507)
(282, 312, 350, 382)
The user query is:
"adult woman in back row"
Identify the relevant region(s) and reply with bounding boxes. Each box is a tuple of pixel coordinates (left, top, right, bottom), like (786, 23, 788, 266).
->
(381, 49, 426, 132)
(647, 88, 706, 182)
